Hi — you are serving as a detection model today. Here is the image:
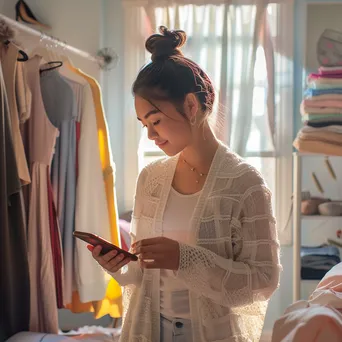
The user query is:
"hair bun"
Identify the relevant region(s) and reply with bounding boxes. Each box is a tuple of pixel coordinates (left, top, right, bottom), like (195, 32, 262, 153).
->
(146, 26, 187, 62)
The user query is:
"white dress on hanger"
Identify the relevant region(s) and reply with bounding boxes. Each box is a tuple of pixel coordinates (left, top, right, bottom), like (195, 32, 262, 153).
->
(61, 63, 112, 303)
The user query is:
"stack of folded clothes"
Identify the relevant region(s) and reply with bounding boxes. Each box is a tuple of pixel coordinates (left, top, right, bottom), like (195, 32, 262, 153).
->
(294, 66, 342, 155)
(301, 244, 341, 280)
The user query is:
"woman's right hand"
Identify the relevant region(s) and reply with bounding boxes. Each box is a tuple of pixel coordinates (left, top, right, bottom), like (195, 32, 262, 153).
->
(88, 245, 131, 273)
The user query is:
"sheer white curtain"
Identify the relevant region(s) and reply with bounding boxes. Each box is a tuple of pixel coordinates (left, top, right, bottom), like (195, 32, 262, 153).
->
(146, 4, 266, 156)
(121, 6, 151, 211)
(122, 0, 293, 243)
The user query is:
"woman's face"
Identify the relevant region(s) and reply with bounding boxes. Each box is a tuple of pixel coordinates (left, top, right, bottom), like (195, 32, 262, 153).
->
(135, 96, 193, 156)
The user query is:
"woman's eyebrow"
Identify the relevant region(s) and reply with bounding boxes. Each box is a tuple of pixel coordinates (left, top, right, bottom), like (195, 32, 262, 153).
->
(137, 109, 159, 121)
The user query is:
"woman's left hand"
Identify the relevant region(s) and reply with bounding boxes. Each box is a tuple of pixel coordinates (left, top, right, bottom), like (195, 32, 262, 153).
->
(132, 237, 180, 270)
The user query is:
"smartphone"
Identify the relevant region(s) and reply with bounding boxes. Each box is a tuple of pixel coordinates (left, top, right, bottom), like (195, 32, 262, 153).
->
(73, 231, 138, 261)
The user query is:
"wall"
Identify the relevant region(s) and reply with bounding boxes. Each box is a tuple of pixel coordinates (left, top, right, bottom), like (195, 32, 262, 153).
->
(306, 3, 342, 72)
(101, 0, 126, 213)
(0, 0, 104, 80)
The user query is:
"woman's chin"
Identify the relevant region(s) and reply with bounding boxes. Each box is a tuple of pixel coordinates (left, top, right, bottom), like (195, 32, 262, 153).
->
(161, 146, 183, 157)
(157, 141, 186, 157)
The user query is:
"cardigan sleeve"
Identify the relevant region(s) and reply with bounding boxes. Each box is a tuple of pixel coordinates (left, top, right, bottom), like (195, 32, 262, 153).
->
(107, 168, 147, 286)
(175, 175, 281, 308)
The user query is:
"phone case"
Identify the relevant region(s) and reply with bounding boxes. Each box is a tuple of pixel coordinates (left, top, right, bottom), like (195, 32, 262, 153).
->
(73, 231, 138, 261)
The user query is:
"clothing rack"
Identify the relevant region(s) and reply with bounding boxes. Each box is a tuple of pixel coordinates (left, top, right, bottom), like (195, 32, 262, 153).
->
(0, 13, 117, 70)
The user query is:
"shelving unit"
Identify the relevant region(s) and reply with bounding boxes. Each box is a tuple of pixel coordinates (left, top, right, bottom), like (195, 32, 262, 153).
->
(292, 152, 342, 302)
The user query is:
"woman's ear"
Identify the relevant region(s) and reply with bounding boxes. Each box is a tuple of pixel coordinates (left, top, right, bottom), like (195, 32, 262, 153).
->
(184, 93, 199, 122)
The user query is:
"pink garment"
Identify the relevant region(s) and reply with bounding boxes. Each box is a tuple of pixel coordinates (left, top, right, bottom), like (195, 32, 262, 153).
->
(23, 56, 59, 333)
(303, 99, 342, 108)
(272, 263, 342, 342)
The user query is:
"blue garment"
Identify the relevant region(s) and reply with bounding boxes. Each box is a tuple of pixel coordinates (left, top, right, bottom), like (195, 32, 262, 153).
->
(40, 69, 77, 305)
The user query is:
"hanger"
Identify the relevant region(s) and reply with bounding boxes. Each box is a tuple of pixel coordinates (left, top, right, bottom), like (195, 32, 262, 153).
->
(31, 44, 64, 72)
(4, 40, 29, 62)
(39, 61, 63, 73)
(17, 49, 29, 62)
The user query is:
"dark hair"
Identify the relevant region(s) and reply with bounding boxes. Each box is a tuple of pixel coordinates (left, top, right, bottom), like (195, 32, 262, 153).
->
(132, 26, 215, 122)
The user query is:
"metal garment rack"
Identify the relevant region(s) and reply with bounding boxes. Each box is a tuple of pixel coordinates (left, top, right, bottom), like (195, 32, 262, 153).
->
(292, 152, 342, 302)
(0, 13, 109, 69)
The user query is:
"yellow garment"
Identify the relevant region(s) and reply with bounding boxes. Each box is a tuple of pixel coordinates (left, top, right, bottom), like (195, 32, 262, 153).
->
(64, 64, 122, 318)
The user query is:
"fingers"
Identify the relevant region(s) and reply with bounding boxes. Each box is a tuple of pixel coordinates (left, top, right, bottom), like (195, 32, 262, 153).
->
(89, 245, 131, 273)
(132, 237, 167, 250)
(133, 244, 164, 255)
(92, 245, 103, 259)
(103, 253, 126, 272)
(102, 249, 118, 263)
(137, 251, 160, 260)
(139, 260, 162, 269)
(109, 257, 130, 273)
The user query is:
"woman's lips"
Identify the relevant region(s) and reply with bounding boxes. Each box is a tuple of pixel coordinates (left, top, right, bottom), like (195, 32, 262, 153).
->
(155, 141, 168, 147)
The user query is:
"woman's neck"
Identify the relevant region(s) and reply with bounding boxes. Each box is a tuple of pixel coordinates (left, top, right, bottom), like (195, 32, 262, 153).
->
(181, 124, 219, 172)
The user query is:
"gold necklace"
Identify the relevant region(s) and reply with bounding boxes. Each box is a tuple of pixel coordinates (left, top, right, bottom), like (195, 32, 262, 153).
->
(182, 158, 207, 183)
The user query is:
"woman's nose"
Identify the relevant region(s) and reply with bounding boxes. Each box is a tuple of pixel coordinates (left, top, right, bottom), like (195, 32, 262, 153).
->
(147, 126, 158, 140)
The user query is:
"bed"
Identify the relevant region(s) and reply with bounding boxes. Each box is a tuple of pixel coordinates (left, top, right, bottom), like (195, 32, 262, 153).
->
(272, 262, 342, 342)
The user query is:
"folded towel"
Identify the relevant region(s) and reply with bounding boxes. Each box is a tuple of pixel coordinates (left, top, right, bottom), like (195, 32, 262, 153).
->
(293, 137, 342, 156)
(305, 88, 342, 97)
(319, 66, 342, 75)
(297, 130, 342, 145)
(301, 104, 342, 115)
(301, 245, 340, 257)
(302, 125, 342, 134)
(303, 99, 342, 108)
(301, 267, 338, 280)
(308, 77, 342, 85)
(301, 246, 341, 280)
(304, 94, 342, 101)
(309, 73, 342, 80)
(301, 257, 340, 269)
(302, 113, 342, 122)
(306, 120, 342, 128)
(308, 82, 342, 90)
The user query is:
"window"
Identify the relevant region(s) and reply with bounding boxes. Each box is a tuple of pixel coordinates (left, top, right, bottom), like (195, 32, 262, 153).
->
(140, 4, 277, 160)
(137, 3, 293, 243)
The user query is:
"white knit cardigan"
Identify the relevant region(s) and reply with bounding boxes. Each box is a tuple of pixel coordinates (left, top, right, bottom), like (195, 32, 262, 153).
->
(110, 143, 281, 342)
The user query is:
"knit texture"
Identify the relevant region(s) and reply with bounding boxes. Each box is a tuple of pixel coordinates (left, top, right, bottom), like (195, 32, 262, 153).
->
(109, 143, 281, 342)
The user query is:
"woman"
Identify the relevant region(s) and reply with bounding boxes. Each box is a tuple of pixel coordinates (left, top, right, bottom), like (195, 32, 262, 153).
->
(89, 26, 281, 342)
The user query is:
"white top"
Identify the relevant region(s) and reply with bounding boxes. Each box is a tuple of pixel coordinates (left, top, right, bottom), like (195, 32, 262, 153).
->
(71, 77, 111, 302)
(109, 143, 281, 342)
(160, 187, 201, 319)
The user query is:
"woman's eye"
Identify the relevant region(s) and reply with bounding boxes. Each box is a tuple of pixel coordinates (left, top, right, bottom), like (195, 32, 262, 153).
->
(153, 120, 160, 126)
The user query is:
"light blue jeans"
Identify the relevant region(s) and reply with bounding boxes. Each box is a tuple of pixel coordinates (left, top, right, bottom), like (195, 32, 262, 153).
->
(160, 315, 192, 342)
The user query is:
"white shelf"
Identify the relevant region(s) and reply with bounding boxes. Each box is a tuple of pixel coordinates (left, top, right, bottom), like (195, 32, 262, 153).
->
(293, 152, 342, 157)
(302, 215, 342, 220)
(292, 153, 342, 302)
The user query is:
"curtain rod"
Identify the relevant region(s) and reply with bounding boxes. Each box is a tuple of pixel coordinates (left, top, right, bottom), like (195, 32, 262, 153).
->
(0, 13, 117, 70)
